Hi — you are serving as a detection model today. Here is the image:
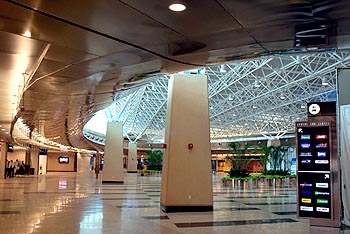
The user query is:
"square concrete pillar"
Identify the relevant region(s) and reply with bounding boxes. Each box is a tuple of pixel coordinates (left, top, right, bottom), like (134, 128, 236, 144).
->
(102, 122, 124, 183)
(127, 142, 137, 173)
(160, 74, 213, 212)
(0, 144, 6, 179)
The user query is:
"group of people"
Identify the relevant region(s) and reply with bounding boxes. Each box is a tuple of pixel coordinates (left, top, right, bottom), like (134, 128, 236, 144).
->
(5, 159, 25, 178)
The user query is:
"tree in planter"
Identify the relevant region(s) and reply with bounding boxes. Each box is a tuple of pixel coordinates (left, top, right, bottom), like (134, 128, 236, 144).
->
(256, 143, 270, 175)
(267, 145, 291, 175)
(225, 142, 253, 178)
(256, 143, 292, 175)
(146, 150, 163, 171)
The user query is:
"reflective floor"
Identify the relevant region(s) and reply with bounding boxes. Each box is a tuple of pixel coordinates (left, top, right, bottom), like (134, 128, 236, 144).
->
(0, 172, 348, 234)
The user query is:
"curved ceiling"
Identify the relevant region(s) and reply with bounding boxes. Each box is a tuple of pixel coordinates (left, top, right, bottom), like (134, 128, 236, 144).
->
(0, 0, 349, 150)
(83, 51, 346, 145)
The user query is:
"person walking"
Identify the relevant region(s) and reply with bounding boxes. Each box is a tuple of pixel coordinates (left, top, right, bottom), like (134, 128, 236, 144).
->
(5, 160, 10, 178)
(9, 160, 15, 177)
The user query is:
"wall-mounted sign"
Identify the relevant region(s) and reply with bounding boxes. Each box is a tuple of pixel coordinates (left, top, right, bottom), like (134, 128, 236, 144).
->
(7, 144, 13, 152)
(58, 156, 69, 164)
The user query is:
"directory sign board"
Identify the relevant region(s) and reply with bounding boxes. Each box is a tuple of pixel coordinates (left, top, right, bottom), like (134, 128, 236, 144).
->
(297, 124, 330, 172)
(296, 122, 332, 219)
(298, 172, 332, 219)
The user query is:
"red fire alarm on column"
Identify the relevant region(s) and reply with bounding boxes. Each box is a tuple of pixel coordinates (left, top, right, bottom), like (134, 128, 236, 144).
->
(188, 143, 193, 149)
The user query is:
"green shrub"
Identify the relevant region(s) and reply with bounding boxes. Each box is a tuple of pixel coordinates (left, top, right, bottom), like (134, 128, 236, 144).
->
(227, 168, 250, 178)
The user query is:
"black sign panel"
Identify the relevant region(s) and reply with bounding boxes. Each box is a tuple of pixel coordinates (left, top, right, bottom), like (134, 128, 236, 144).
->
(298, 172, 332, 219)
(296, 122, 332, 220)
(296, 125, 330, 172)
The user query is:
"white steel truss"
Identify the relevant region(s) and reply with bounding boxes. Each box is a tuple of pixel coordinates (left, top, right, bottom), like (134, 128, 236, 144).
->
(83, 50, 350, 143)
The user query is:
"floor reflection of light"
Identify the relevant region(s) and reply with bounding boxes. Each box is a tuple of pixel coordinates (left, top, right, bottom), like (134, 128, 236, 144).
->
(27, 193, 88, 234)
(58, 179, 67, 189)
(79, 211, 103, 232)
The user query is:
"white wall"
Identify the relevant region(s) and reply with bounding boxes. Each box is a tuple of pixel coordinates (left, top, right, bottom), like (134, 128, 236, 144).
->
(77, 152, 91, 172)
(7, 149, 26, 162)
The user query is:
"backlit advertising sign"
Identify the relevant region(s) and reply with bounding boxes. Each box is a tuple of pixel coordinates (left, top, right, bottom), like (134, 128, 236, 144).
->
(296, 122, 332, 220)
(58, 156, 69, 164)
(298, 172, 332, 219)
(296, 125, 330, 172)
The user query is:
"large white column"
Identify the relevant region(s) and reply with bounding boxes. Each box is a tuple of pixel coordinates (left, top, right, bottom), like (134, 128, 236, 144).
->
(160, 74, 213, 212)
(30, 149, 39, 175)
(127, 142, 137, 173)
(0, 144, 7, 179)
(337, 69, 350, 227)
(38, 154, 47, 175)
(102, 121, 124, 183)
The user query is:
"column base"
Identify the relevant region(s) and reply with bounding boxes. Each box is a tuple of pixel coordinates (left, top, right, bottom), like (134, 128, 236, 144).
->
(161, 205, 213, 213)
(102, 181, 124, 184)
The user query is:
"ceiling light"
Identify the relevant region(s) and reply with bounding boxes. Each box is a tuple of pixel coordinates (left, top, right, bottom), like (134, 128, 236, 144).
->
(23, 30, 32, 38)
(219, 64, 227, 73)
(321, 77, 329, 86)
(228, 96, 233, 101)
(254, 80, 261, 88)
(280, 96, 286, 100)
(232, 114, 237, 117)
(301, 105, 306, 109)
(168, 3, 186, 12)
(252, 105, 257, 109)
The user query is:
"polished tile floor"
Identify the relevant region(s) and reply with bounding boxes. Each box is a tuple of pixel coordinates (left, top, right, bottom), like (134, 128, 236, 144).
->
(0, 172, 348, 234)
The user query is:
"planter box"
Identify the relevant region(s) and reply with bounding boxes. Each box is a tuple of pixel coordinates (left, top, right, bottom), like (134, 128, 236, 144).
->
(140, 171, 162, 176)
(223, 177, 296, 187)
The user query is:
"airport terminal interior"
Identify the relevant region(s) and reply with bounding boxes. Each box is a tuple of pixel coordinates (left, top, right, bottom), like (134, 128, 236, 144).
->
(1, 0, 350, 233)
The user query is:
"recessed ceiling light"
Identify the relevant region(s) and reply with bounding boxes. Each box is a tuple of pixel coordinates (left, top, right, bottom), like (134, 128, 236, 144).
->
(168, 3, 186, 12)
(280, 96, 286, 100)
(232, 114, 237, 117)
(23, 30, 32, 38)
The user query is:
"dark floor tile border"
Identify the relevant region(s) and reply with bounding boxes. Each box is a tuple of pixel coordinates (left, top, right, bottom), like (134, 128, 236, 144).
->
(98, 188, 142, 190)
(102, 181, 124, 184)
(0, 211, 21, 214)
(115, 205, 159, 208)
(244, 202, 297, 205)
(214, 207, 261, 211)
(214, 191, 269, 194)
(214, 200, 236, 203)
(0, 182, 31, 184)
(144, 190, 161, 192)
(101, 198, 151, 200)
(175, 218, 298, 228)
(142, 215, 169, 220)
(0, 199, 11, 201)
(161, 205, 213, 213)
(224, 195, 290, 199)
(24, 192, 81, 194)
(91, 192, 146, 195)
(148, 195, 160, 197)
(272, 211, 297, 215)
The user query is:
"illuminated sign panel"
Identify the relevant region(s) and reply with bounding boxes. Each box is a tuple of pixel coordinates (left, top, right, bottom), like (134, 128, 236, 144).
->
(297, 125, 330, 172)
(58, 156, 69, 164)
(297, 122, 332, 219)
